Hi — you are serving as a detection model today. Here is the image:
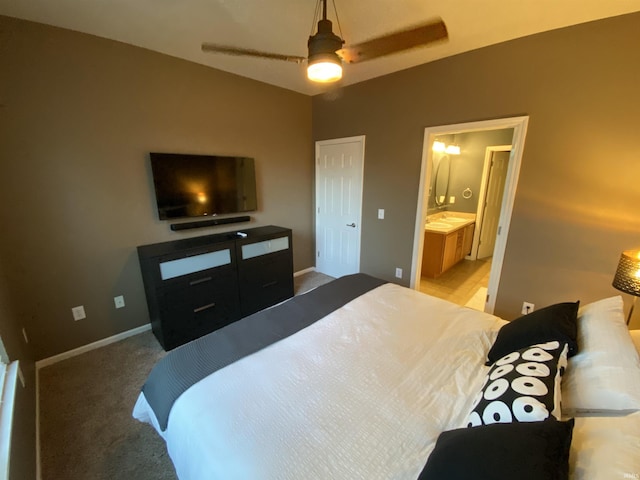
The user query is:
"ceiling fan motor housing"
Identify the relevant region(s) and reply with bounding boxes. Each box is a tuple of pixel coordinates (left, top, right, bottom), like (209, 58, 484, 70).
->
(308, 19, 344, 61)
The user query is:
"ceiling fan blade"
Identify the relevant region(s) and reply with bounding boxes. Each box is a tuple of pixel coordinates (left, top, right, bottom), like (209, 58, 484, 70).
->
(337, 18, 448, 64)
(201, 43, 306, 64)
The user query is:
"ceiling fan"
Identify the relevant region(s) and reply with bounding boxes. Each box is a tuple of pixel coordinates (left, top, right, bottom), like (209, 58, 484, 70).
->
(201, 0, 448, 83)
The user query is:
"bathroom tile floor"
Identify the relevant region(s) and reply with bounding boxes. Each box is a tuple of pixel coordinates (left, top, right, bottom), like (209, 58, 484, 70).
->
(419, 258, 492, 308)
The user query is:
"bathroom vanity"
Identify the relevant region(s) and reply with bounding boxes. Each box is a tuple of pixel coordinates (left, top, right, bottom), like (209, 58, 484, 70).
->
(422, 213, 475, 278)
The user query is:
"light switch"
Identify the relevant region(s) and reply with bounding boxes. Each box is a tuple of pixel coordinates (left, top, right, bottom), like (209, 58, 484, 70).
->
(378, 209, 385, 219)
(114, 295, 125, 309)
(72, 305, 86, 321)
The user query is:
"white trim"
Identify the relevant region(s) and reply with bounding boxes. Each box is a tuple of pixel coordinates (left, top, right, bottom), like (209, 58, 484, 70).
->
(294, 267, 316, 277)
(411, 116, 529, 314)
(36, 367, 41, 480)
(0, 361, 18, 480)
(35, 324, 151, 369)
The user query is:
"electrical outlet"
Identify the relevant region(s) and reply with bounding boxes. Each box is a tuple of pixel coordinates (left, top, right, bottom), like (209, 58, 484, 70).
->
(395, 267, 403, 279)
(114, 295, 125, 309)
(72, 305, 86, 321)
(521, 302, 535, 315)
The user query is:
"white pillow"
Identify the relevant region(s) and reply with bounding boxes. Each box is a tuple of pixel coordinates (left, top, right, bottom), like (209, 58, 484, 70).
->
(562, 296, 640, 414)
(570, 412, 640, 480)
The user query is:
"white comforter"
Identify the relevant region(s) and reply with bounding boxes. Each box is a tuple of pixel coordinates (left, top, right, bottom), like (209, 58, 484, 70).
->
(134, 283, 506, 480)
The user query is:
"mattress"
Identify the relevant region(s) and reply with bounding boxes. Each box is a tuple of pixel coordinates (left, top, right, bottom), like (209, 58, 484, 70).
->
(134, 279, 506, 479)
(134, 276, 640, 480)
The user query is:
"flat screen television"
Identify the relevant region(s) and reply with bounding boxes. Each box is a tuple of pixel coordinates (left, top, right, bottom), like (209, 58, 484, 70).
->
(149, 152, 257, 220)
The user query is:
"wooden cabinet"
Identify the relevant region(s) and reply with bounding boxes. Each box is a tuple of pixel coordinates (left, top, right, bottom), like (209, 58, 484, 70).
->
(442, 231, 460, 272)
(138, 226, 293, 350)
(422, 222, 475, 278)
(462, 223, 475, 257)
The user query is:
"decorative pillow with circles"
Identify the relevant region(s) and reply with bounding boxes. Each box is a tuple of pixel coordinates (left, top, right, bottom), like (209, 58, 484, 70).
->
(467, 341, 569, 427)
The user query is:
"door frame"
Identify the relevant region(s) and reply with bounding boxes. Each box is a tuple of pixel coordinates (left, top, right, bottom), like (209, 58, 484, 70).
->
(410, 116, 529, 313)
(470, 145, 512, 260)
(315, 135, 366, 276)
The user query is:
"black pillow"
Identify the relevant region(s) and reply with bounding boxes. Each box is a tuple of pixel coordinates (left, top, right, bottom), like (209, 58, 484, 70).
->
(418, 419, 575, 480)
(486, 301, 579, 365)
(467, 341, 568, 427)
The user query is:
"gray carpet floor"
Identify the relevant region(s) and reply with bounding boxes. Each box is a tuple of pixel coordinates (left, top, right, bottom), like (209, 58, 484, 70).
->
(38, 270, 334, 480)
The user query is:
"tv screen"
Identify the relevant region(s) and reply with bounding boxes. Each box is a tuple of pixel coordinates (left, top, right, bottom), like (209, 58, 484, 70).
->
(149, 152, 257, 220)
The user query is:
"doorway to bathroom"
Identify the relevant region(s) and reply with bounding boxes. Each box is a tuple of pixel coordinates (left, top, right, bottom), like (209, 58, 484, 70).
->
(410, 116, 529, 314)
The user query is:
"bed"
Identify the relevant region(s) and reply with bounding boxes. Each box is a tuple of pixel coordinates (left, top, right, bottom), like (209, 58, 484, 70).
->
(133, 273, 640, 480)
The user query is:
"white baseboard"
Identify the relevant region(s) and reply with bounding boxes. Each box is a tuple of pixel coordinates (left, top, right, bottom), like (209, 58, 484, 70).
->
(294, 267, 316, 277)
(36, 367, 41, 480)
(35, 323, 152, 370)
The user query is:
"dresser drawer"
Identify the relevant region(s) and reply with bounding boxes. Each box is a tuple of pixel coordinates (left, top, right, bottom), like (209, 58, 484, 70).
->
(238, 251, 293, 316)
(157, 272, 240, 349)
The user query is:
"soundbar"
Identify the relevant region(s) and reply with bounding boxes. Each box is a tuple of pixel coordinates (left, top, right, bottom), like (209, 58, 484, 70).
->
(170, 216, 251, 231)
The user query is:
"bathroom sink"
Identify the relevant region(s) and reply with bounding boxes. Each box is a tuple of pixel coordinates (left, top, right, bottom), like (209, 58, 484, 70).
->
(443, 217, 468, 223)
(426, 221, 451, 229)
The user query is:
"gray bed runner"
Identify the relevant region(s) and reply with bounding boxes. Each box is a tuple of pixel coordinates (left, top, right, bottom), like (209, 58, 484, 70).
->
(142, 273, 387, 431)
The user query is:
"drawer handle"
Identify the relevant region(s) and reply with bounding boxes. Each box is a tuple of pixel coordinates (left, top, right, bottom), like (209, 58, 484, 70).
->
(262, 280, 278, 288)
(193, 302, 216, 313)
(189, 276, 213, 286)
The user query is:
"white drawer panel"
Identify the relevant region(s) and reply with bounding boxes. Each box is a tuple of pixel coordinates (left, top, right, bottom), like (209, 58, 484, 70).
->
(241, 236, 289, 260)
(160, 249, 231, 280)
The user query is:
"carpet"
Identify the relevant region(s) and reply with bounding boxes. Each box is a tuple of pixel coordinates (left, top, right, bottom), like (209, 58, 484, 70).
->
(38, 270, 334, 480)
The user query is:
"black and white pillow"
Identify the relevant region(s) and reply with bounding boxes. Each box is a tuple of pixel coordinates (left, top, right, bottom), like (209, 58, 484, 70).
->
(467, 341, 568, 427)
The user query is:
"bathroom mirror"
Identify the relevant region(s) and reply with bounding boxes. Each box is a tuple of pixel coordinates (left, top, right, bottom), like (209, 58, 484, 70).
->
(434, 154, 450, 206)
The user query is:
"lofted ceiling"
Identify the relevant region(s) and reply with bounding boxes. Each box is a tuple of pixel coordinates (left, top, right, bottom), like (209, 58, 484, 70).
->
(1, 0, 639, 95)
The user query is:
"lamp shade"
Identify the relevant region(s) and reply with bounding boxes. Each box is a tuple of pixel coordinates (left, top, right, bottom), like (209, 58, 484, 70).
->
(612, 249, 640, 297)
(307, 18, 343, 83)
(307, 55, 342, 82)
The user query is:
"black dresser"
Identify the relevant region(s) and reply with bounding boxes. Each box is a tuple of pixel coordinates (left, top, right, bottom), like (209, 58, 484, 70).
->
(137, 226, 293, 350)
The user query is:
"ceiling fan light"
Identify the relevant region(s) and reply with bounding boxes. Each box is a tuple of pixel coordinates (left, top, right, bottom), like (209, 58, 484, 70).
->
(307, 55, 342, 83)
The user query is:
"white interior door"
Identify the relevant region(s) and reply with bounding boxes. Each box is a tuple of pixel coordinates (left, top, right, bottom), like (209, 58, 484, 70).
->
(478, 150, 510, 259)
(315, 136, 365, 278)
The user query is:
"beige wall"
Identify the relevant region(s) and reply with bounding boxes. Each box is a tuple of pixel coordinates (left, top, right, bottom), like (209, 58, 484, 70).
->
(1, 12, 639, 479)
(313, 12, 640, 326)
(0, 15, 314, 361)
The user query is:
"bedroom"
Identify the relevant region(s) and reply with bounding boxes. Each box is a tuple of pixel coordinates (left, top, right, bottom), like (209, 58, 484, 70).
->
(0, 4, 639, 479)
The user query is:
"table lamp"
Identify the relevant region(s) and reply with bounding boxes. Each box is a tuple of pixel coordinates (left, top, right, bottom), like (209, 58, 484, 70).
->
(612, 249, 640, 325)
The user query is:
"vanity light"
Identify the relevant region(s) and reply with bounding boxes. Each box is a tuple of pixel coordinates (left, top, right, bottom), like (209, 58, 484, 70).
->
(445, 144, 461, 155)
(432, 141, 446, 152)
(432, 140, 461, 155)
(612, 249, 640, 325)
